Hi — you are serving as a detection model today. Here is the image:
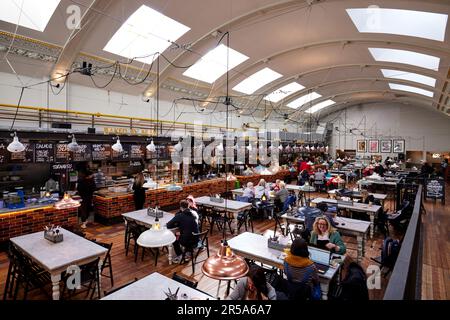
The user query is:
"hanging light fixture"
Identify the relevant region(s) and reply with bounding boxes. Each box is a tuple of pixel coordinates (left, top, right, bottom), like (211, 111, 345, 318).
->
(137, 216, 176, 248)
(216, 142, 224, 152)
(54, 193, 81, 210)
(146, 139, 156, 152)
(174, 140, 183, 152)
(112, 136, 123, 153)
(202, 240, 249, 281)
(67, 134, 80, 152)
(7, 132, 25, 153)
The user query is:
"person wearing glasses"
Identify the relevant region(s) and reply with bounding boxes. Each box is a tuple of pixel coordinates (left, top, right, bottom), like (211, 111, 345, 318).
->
(310, 216, 346, 255)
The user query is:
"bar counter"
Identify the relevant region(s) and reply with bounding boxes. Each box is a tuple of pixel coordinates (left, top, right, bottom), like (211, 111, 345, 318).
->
(0, 205, 79, 246)
(94, 170, 290, 224)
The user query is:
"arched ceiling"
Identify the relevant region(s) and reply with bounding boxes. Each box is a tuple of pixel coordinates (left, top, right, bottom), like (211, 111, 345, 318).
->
(0, 0, 449, 124)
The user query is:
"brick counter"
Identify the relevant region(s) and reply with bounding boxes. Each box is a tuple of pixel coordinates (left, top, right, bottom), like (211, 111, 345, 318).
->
(0, 206, 78, 246)
(94, 170, 290, 224)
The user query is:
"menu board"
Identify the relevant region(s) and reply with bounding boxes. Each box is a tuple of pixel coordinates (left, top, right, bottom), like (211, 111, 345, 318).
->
(55, 143, 71, 162)
(9, 143, 33, 163)
(111, 144, 130, 161)
(34, 143, 55, 163)
(92, 144, 111, 161)
(71, 143, 92, 162)
(0, 141, 8, 164)
(425, 178, 445, 203)
(130, 144, 145, 159)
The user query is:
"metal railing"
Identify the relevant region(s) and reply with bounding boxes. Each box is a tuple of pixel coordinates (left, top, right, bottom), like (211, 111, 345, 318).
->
(383, 184, 423, 300)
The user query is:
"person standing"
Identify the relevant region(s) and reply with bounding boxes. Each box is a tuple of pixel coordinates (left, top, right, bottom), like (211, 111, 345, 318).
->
(77, 169, 96, 229)
(132, 172, 146, 210)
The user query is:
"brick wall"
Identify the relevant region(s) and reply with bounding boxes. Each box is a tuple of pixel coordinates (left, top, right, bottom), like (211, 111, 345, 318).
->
(0, 206, 78, 243)
(93, 171, 291, 223)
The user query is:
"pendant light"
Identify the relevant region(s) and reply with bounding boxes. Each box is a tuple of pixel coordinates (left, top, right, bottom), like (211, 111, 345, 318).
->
(67, 134, 80, 152)
(146, 139, 156, 152)
(112, 136, 123, 153)
(7, 132, 25, 153)
(174, 140, 183, 152)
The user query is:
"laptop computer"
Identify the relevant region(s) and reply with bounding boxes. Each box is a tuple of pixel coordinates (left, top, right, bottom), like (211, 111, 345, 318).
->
(308, 246, 331, 274)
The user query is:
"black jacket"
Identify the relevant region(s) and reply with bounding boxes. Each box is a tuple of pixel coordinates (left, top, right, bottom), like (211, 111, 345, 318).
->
(166, 209, 199, 247)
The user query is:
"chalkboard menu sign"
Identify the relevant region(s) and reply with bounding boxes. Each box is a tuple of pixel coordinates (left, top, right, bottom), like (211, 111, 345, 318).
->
(92, 144, 111, 161)
(71, 143, 92, 162)
(130, 144, 145, 159)
(425, 178, 445, 204)
(0, 141, 8, 164)
(9, 143, 33, 163)
(111, 144, 130, 161)
(55, 143, 71, 162)
(35, 143, 54, 163)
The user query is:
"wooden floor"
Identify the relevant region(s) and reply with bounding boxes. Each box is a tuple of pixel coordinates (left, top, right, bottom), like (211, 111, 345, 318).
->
(421, 183, 450, 300)
(1, 185, 447, 300)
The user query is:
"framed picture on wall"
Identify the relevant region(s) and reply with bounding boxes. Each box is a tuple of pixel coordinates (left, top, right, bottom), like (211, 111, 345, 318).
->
(357, 140, 367, 153)
(380, 140, 392, 153)
(393, 139, 405, 153)
(369, 140, 379, 153)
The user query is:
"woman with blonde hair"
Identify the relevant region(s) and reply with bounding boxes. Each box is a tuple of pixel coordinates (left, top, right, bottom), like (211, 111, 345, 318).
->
(310, 216, 346, 254)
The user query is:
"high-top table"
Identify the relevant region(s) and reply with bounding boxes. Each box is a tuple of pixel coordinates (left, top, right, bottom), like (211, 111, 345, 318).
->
(10, 228, 108, 300)
(227, 232, 343, 300)
(280, 213, 370, 262)
(327, 189, 387, 208)
(101, 272, 214, 300)
(122, 209, 176, 264)
(311, 197, 381, 238)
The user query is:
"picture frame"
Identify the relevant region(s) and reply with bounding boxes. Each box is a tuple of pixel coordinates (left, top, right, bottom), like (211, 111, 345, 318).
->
(380, 140, 392, 153)
(369, 140, 379, 153)
(393, 139, 405, 153)
(357, 140, 367, 153)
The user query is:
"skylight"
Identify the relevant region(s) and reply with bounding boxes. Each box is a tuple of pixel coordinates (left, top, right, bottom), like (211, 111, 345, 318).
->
(264, 82, 305, 103)
(346, 8, 448, 42)
(0, 0, 61, 32)
(103, 5, 190, 64)
(305, 100, 335, 114)
(286, 92, 321, 109)
(368, 48, 440, 71)
(232, 68, 283, 94)
(389, 83, 434, 97)
(380, 69, 436, 87)
(182, 44, 248, 83)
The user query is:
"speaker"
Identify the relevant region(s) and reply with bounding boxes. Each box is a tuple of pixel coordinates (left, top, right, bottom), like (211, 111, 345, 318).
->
(51, 122, 72, 129)
(398, 153, 405, 161)
(87, 127, 96, 134)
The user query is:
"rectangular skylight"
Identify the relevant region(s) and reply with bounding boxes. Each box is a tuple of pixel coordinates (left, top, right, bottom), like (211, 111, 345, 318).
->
(346, 8, 448, 42)
(0, 0, 61, 32)
(305, 100, 335, 114)
(104, 5, 190, 64)
(182, 44, 248, 83)
(286, 92, 322, 109)
(368, 48, 440, 71)
(264, 82, 305, 103)
(389, 83, 434, 97)
(380, 69, 436, 87)
(232, 67, 283, 94)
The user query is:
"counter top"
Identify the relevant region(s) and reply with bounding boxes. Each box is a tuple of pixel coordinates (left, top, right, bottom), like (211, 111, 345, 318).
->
(0, 203, 55, 215)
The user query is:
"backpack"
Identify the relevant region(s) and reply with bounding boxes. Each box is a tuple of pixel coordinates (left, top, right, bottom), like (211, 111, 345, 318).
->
(330, 262, 368, 301)
(381, 237, 401, 268)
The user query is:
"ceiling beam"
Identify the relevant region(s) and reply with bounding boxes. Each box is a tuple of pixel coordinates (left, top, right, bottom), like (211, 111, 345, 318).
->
(49, 0, 114, 81)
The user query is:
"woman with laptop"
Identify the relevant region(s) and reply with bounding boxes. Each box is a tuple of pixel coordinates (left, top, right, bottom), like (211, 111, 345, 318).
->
(310, 216, 346, 255)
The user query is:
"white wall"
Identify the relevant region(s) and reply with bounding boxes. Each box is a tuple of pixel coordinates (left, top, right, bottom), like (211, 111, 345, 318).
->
(0, 72, 297, 134)
(322, 102, 450, 160)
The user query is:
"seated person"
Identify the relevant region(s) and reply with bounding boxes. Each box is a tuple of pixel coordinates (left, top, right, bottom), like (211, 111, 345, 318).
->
(242, 182, 255, 199)
(284, 238, 319, 294)
(313, 168, 325, 182)
(298, 169, 310, 186)
(254, 179, 270, 200)
(227, 265, 277, 300)
(186, 195, 199, 225)
(310, 217, 346, 254)
(167, 200, 199, 263)
(272, 179, 281, 192)
(274, 182, 289, 212)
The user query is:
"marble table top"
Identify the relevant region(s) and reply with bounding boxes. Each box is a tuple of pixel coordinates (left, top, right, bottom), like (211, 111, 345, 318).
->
(311, 197, 381, 213)
(10, 228, 107, 272)
(195, 196, 252, 212)
(101, 272, 214, 300)
(122, 209, 175, 228)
